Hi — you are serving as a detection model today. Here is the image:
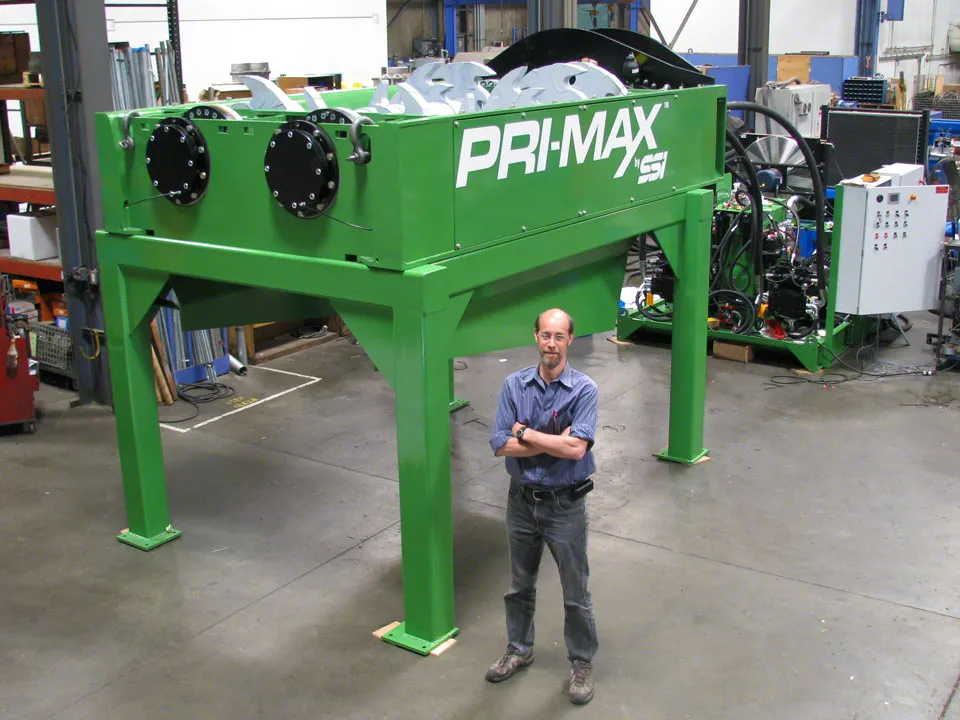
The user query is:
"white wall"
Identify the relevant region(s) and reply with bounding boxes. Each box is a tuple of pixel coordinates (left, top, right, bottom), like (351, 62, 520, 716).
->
(0, 0, 388, 101)
(654, 0, 858, 55)
(878, 0, 960, 93)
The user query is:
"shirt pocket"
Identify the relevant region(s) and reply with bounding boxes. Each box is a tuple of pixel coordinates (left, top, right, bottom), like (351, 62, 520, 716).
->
(552, 409, 573, 433)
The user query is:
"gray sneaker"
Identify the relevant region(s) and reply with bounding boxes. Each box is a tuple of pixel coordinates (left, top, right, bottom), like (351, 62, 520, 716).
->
(568, 660, 594, 704)
(485, 649, 534, 683)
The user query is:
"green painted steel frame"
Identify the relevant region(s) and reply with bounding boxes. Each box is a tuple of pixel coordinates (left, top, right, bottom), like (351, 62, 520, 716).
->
(617, 314, 851, 372)
(96, 80, 725, 656)
(96, 190, 715, 656)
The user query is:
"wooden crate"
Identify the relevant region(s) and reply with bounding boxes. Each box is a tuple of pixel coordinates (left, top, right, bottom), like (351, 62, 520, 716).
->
(777, 54, 811, 84)
(0, 32, 30, 84)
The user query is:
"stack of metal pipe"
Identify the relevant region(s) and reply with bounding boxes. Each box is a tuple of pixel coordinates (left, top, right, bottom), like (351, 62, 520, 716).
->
(109, 43, 157, 111)
(190, 329, 219, 384)
(109, 41, 181, 111)
(154, 305, 226, 386)
(155, 42, 181, 106)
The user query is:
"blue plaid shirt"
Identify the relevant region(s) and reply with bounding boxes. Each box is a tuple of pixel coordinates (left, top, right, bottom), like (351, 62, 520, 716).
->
(490, 363, 598, 488)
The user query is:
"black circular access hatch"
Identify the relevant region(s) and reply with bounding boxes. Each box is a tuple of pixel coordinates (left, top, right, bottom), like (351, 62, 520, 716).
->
(145, 116, 210, 206)
(263, 119, 339, 219)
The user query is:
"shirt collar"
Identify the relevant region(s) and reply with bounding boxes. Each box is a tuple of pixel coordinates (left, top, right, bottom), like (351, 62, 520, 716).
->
(523, 362, 574, 389)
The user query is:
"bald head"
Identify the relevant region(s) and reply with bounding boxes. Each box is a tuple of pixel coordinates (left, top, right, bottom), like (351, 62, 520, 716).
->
(535, 308, 574, 336)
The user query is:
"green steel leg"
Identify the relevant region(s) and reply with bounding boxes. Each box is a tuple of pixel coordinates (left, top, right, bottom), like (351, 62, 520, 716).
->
(657, 190, 712, 465)
(382, 306, 459, 654)
(100, 263, 181, 550)
(448, 358, 470, 413)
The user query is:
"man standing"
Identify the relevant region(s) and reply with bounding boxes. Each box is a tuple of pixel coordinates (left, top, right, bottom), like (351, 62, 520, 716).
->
(486, 308, 599, 705)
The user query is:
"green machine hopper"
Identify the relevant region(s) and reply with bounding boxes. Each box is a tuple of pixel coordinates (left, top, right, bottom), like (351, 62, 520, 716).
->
(95, 30, 726, 654)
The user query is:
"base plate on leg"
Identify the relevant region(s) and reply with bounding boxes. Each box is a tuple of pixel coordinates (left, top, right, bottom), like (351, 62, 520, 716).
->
(376, 621, 459, 656)
(655, 448, 710, 465)
(117, 525, 182, 551)
(448, 399, 470, 413)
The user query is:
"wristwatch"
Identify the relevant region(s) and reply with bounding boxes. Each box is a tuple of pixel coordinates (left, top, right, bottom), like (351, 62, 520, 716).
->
(516, 426, 527, 442)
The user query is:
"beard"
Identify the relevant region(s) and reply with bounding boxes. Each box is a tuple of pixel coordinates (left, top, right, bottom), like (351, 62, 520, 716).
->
(540, 351, 562, 368)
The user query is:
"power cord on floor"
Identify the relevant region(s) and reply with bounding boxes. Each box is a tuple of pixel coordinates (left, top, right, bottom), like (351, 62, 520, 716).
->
(157, 400, 200, 424)
(178, 381, 236, 404)
(765, 343, 935, 389)
(158, 380, 235, 424)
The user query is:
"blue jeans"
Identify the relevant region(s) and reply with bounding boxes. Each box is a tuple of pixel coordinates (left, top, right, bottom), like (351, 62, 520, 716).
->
(504, 479, 599, 664)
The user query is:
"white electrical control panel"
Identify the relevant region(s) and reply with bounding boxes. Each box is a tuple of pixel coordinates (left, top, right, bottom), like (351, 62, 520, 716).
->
(836, 183, 948, 315)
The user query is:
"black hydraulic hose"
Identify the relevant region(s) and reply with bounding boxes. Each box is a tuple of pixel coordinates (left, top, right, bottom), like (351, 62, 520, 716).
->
(728, 101, 827, 302)
(725, 128, 764, 293)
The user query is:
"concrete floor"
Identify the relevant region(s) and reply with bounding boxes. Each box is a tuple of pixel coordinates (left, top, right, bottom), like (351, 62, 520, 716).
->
(2, 314, 960, 720)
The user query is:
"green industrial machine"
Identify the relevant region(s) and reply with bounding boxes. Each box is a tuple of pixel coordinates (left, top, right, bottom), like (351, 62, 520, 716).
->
(96, 29, 725, 655)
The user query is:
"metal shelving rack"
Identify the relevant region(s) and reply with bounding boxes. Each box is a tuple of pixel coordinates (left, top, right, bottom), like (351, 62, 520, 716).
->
(0, 0, 185, 405)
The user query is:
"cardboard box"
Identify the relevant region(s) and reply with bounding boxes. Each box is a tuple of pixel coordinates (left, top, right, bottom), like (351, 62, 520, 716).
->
(8, 212, 59, 260)
(24, 97, 46, 127)
(199, 84, 252, 101)
(276, 74, 342, 92)
(12, 279, 39, 294)
(8, 299, 38, 323)
(40, 292, 64, 323)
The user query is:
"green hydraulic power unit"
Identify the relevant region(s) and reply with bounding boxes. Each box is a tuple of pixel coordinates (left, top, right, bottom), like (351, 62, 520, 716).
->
(616, 109, 884, 372)
(95, 29, 726, 655)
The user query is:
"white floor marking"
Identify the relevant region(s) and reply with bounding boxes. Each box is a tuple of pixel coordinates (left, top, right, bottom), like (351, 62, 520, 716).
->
(159, 423, 190, 434)
(251, 365, 322, 381)
(159, 364, 323, 434)
(189, 379, 320, 430)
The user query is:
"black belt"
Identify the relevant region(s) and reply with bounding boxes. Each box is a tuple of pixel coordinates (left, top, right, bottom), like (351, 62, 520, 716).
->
(515, 478, 593, 502)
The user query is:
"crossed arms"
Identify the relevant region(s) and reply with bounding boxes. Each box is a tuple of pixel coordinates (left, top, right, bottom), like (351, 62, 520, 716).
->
(496, 423, 588, 461)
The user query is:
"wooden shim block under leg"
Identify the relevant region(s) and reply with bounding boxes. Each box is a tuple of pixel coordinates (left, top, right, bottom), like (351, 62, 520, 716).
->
(713, 340, 753, 364)
(372, 621, 401, 639)
(430, 638, 457, 657)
